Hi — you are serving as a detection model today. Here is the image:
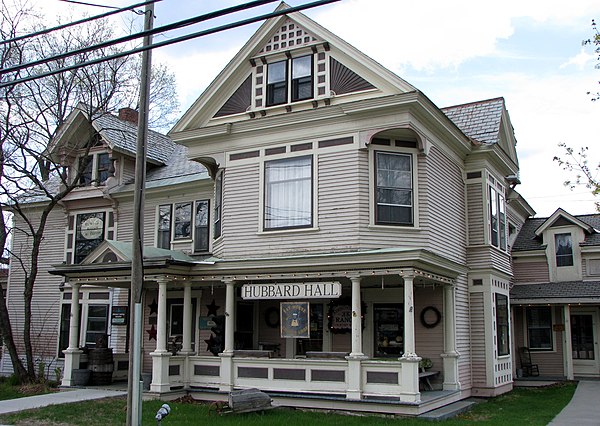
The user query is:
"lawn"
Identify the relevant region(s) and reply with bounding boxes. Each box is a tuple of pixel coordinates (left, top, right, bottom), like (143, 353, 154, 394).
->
(0, 382, 576, 426)
(0, 378, 55, 401)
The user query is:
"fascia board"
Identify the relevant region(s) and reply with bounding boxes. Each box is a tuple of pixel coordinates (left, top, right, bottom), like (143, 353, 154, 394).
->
(510, 298, 600, 305)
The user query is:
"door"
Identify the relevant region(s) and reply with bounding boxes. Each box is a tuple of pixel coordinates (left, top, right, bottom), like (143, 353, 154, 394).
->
(571, 310, 600, 376)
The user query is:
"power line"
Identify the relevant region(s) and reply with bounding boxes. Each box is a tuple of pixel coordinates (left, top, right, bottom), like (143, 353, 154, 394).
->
(0, 0, 160, 46)
(0, 0, 340, 89)
(1, 0, 278, 75)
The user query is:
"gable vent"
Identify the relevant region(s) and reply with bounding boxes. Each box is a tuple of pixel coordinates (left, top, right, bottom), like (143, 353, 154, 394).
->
(330, 58, 375, 95)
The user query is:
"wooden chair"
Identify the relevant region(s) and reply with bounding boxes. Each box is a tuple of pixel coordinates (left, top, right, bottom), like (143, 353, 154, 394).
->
(519, 347, 539, 377)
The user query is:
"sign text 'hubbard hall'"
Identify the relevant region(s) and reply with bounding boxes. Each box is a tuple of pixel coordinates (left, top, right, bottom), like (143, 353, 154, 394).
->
(241, 282, 342, 300)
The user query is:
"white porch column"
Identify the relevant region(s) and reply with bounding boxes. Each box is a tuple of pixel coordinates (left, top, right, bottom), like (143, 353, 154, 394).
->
(399, 273, 420, 403)
(219, 279, 235, 392)
(62, 282, 83, 387)
(151, 278, 171, 393)
(346, 276, 367, 400)
(563, 305, 574, 380)
(181, 281, 193, 390)
(441, 284, 460, 390)
(181, 282, 193, 354)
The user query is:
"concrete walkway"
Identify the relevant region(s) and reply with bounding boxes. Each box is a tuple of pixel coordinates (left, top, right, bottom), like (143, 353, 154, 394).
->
(0, 388, 126, 415)
(549, 380, 600, 425)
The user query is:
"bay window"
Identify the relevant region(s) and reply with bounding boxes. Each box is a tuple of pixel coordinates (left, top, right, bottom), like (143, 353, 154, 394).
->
(214, 171, 223, 239)
(264, 156, 312, 230)
(157, 200, 210, 252)
(174, 202, 192, 240)
(194, 200, 209, 252)
(375, 152, 413, 226)
(157, 205, 172, 249)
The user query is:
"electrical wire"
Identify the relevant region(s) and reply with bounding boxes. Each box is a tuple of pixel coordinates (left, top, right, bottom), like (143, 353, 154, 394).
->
(0, 0, 160, 46)
(0, 0, 340, 89)
(1, 0, 278, 75)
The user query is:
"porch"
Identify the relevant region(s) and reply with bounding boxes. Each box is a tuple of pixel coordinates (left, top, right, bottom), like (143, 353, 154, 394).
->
(52, 247, 465, 413)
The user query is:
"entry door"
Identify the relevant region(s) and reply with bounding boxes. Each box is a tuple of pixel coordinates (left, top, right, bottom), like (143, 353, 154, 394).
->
(571, 311, 600, 376)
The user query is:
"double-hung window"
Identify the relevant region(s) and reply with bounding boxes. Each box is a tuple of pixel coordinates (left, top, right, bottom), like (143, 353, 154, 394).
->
(264, 156, 312, 230)
(495, 293, 510, 356)
(214, 172, 223, 239)
(555, 233, 574, 267)
(78, 153, 111, 186)
(375, 152, 413, 226)
(266, 55, 313, 106)
(526, 307, 553, 350)
(489, 185, 507, 250)
(157, 200, 210, 252)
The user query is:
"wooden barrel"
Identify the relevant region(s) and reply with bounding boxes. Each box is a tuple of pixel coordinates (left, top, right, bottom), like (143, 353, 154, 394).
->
(88, 348, 114, 385)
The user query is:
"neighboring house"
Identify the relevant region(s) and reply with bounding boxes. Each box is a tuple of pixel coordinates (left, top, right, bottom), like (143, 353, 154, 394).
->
(3, 3, 558, 416)
(511, 208, 600, 379)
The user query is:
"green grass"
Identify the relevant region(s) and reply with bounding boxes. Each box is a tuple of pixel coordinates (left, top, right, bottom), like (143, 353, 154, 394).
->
(0, 378, 55, 401)
(0, 382, 576, 425)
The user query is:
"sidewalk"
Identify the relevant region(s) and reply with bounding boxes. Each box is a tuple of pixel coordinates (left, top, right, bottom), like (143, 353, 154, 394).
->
(549, 380, 600, 425)
(0, 388, 126, 415)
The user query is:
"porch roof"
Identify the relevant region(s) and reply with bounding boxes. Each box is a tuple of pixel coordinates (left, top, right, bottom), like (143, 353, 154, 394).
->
(511, 281, 600, 304)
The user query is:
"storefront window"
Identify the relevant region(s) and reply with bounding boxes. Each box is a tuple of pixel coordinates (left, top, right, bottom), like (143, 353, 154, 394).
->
(374, 304, 404, 357)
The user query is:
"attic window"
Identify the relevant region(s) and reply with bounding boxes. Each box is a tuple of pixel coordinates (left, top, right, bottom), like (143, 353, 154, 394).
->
(78, 153, 112, 186)
(266, 55, 313, 106)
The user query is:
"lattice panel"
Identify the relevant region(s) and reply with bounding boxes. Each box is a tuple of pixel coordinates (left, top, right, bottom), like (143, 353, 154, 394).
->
(259, 19, 319, 54)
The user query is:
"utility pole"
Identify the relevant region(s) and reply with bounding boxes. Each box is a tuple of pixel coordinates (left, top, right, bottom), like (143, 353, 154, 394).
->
(127, 3, 154, 426)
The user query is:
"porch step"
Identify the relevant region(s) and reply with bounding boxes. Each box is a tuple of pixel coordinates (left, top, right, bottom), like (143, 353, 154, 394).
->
(418, 399, 478, 421)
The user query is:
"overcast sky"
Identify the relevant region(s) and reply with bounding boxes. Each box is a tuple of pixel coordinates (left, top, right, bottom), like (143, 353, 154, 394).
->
(38, 0, 600, 217)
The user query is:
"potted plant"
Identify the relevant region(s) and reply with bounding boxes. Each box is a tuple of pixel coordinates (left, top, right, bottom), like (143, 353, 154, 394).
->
(419, 358, 433, 370)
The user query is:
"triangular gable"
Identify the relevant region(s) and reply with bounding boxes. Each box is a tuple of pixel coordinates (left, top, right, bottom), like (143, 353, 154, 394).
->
(534, 208, 594, 237)
(257, 18, 320, 54)
(171, 2, 415, 134)
(81, 240, 196, 265)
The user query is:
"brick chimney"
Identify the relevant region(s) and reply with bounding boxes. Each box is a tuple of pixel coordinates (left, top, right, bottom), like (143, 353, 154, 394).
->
(118, 107, 139, 124)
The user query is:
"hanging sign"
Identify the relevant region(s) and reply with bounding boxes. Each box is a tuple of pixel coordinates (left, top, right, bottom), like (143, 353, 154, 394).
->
(281, 302, 310, 338)
(241, 282, 341, 300)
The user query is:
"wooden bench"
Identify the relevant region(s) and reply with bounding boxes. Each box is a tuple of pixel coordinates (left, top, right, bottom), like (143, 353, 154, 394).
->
(419, 370, 440, 390)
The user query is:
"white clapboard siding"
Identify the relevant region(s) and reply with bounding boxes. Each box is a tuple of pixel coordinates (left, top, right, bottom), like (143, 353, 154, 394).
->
(455, 275, 472, 388)
(469, 292, 486, 387)
(467, 182, 485, 246)
(6, 208, 66, 357)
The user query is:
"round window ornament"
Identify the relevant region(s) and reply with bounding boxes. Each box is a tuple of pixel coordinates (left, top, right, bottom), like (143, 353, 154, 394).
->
(420, 306, 441, 329)
(80, 216, 104, 240)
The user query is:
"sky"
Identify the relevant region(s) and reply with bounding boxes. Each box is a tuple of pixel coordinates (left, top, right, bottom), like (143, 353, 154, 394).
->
(36, 0, 600, 217)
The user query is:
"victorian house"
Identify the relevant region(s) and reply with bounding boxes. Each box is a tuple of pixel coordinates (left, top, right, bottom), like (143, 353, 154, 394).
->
(3, 3, 541, 415)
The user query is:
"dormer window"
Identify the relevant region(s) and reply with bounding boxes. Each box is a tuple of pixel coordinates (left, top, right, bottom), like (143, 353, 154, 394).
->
(555, 233, 574, 267)
(266, 54, 313, 107)
(78, 153, 111, 186)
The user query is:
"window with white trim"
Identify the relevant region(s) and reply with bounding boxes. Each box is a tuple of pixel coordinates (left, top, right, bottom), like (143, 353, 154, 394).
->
(555, 233, 574, 267)
(78, 152, 112, 186)
(66, 211, 114, 265)
(489, 183, 507, 250)
(526, 306, 553, 350)
(375, 152, 413, 226)
(266, 54, 313, 106)
(264, 155, 313, 230)
(156, 200, 210, 252)
(214, 171, 223, 239)
(58, 290, 111, 356)
(495, 293, 510, 356)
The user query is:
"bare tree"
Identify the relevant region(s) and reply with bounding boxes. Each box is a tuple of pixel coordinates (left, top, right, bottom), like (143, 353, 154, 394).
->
(1, 1, 179, 382)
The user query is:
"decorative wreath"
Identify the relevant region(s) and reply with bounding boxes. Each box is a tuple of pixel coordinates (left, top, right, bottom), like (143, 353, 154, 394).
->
(420, 306, 441, 329)
(264, 307, 280, 328)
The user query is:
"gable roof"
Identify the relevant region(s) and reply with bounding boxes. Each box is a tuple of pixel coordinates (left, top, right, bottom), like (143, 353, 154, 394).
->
(82, 240, 196, 264)
(50, 105, 174, 166)
(534, 208, 594, 236)
(170, 2, 416, 133)
(512, 211, 600, 252)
